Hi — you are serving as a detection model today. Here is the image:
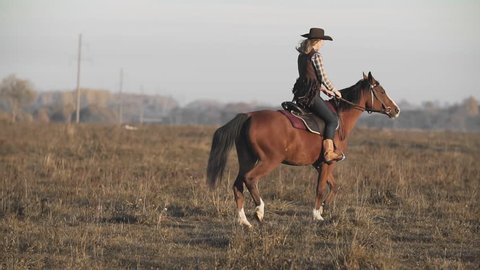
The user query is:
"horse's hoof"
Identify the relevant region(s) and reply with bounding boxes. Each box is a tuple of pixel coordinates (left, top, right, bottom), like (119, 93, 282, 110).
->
(239, 220, 253, 228)
(255, 212, 264, 222)
(312, 207, 324, 221)
(255, 199, 265, 222)
(238, 208, 253, 228)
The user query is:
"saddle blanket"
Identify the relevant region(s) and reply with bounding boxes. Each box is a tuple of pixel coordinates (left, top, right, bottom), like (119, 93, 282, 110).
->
(279, 101, 338, 135)
(279, 110, 326, 135)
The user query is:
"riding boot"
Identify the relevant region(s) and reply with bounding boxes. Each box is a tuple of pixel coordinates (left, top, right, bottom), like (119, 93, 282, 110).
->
(323, 139, 345, 164)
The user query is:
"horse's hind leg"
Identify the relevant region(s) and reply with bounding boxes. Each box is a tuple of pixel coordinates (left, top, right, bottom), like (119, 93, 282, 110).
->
(233, 174, 252, 228)
(244, 160, 280, 222)
(233, 136, 256, 228)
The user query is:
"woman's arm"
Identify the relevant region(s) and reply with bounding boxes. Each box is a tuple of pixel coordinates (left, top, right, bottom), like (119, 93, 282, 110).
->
(311, 53, 342, 98)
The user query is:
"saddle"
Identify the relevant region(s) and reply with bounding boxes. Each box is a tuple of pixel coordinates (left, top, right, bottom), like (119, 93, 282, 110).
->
(279, 101, 338, 136)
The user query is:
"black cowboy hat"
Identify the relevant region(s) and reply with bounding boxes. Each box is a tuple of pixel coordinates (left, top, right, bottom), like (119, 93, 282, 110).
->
(301, 28, 333, 41)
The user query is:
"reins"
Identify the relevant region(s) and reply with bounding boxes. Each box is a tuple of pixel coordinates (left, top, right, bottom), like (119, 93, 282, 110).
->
(335, 84, 391, 115)
(335, 96, 368, 112)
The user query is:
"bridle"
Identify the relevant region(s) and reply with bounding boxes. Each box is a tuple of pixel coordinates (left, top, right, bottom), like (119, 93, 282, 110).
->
(336, 83, 392, 115)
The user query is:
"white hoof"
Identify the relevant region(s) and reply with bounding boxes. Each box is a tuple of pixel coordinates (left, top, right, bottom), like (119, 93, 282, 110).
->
(313, 207, 324, 221)
(238, 208, 253, 228)
(255, 199, 265, 222)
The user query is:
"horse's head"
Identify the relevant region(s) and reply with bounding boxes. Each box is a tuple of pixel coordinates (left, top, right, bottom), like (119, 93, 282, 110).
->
(362, 72, 400, 118)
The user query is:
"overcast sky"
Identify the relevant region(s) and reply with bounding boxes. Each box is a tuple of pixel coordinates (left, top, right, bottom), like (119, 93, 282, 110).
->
(1, 0, 479, 106)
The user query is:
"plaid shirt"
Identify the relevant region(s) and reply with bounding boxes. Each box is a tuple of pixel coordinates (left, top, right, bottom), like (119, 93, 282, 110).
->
(311, 52, 336, 92)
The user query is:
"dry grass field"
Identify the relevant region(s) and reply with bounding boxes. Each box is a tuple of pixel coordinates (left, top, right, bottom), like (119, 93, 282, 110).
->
(0, 123, 479, 269)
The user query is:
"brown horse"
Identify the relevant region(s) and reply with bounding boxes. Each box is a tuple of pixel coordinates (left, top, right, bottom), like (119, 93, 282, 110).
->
(207, 72, 400, 227)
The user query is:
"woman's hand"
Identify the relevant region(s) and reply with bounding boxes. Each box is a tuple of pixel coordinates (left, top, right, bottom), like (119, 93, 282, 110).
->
(333, 89, 342, 98)
(322, 88, 341, 98)
(321, 88, 334, 97)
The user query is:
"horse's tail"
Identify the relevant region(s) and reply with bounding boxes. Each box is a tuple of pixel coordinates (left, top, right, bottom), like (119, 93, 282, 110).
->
(207, 113, 250, 189)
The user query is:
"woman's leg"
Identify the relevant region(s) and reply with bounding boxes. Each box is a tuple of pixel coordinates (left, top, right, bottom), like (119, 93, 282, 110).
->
(309, 95, 337, 139)
(309, 95, 344, 163)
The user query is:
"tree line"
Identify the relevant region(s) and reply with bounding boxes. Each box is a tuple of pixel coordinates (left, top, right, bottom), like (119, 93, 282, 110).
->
(1, 74, 479, 132)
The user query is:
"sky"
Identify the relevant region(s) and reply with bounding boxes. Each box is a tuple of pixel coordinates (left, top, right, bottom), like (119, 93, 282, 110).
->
(1, 0, 479, 106)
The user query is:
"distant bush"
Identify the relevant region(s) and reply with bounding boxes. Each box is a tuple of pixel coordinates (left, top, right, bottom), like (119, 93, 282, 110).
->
(79, 105, 116, 123)
(34, 108, 50, 123)
(0, 111, 10, 124)
(0, 74, 36, 122)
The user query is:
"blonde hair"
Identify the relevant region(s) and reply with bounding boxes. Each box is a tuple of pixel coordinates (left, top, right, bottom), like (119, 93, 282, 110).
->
(296, 39, 321, 54)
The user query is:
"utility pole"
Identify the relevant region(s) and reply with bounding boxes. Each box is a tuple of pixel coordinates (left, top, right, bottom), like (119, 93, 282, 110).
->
(139, 85, 144, 125)
(118, 68, 124, 125)
(75, 34, 82, 123)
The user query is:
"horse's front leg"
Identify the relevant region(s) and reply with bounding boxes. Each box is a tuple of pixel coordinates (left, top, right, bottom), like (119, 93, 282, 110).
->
(324, 171, 338, 209)
(313, 163, 330, 221)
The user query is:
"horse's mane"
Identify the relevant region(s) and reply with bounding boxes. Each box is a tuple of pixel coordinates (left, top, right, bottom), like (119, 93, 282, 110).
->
(336, 79, 371, 112)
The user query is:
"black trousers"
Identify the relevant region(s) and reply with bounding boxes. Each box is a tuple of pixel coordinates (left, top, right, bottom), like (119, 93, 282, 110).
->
(309, 95, 338, 140)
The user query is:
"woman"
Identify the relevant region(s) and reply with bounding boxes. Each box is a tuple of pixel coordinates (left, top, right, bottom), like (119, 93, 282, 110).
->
(292, 27, 344, 163)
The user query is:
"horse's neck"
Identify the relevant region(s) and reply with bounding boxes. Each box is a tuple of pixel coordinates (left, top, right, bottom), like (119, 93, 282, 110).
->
(338, 103, 364, 141)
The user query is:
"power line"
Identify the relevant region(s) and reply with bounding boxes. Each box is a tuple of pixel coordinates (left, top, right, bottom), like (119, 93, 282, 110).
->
(140, 85, 144, 125)
(75, 34, 82, 123)
(118, 68, 124, 125)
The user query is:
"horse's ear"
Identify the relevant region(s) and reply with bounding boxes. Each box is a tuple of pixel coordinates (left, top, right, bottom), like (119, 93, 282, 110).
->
(368, 71, 373, 83)
(363, 72, 368, 80)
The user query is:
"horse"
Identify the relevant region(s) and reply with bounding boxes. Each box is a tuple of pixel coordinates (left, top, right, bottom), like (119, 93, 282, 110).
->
(206, 72, 400, 227)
